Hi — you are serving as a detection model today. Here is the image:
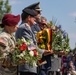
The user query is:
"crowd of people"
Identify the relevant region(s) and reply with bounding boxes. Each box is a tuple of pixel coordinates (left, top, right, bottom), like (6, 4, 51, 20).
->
(61, 51, 76, 75)
(0, 1, 76, 75)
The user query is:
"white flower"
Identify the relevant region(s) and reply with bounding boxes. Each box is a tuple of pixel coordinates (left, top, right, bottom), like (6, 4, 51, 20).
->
(62, 39, 65, 42)
(26, 41, 31, 45)
(66, 49, 69, 52)
(61, 35, 63, 38)
(33, 61, 37, 67)
(20, 53, 24, 57)
(56, 35, 59, 37)
(22, 51, 26, 55)
(21, 37, 26, 42)
(29, 51, 34, 56)
(21, 37, 31, 46)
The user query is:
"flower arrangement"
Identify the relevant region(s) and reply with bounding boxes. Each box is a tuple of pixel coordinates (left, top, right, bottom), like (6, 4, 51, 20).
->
(52, 27, 70, 52)
(36, 31, 46, 49)
(47, 21, 70, 53)
(12, 37, 41, 67)
(36, 20, 70, 55)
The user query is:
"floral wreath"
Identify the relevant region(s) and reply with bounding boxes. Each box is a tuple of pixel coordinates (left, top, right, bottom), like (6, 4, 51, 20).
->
(12, 37, 41, 67)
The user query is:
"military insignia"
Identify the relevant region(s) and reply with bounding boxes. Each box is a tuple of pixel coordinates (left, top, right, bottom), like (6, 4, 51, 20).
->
(0, 38, 7, 46)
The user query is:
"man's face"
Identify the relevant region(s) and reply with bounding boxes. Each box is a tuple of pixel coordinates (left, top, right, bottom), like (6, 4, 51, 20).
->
(29, 16, 36, 25)
(39, 18, 47, 30)
(35, 11, 41, 21)
(41, 19, 46, 24)
(35, 14, 41, 21)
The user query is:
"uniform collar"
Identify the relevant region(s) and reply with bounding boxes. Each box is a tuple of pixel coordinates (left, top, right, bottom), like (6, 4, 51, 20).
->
(25, 23, 31, 30)
(2, 29, 14, 38)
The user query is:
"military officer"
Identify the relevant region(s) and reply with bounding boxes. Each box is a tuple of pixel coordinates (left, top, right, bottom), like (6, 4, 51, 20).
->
(22, 2, 42, 34)
(0, 14, 20, 75)
(22, 2, 53, 75)
(15, 8, 51, 75)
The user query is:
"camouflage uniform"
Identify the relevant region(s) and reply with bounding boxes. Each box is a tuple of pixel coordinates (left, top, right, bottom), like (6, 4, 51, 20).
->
(0, 30, 17, 75)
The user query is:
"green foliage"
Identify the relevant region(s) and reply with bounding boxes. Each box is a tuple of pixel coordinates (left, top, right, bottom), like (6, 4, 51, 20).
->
(47, 20, 70, 52)
(52, 29, 70, 52)
(0, 0, 11, 23)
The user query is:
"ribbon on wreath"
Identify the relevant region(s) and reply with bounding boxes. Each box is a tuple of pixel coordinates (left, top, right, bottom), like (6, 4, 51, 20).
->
(45, 28, 52, 51)
(36, 28, 52, 51)
(36, 28, 52, 65)
(36, 28, 52, 56)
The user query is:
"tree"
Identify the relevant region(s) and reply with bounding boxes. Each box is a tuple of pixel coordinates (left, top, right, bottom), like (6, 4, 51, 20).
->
(0, 0, 11, 23)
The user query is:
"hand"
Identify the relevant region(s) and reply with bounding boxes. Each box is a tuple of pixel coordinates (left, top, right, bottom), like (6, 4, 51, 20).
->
(49, 49, 54, 54)
(44, 49, 53, 54)
(44, 50, 50, 53)
(18, 59, 26, 64)
(59, 50, 65, 55)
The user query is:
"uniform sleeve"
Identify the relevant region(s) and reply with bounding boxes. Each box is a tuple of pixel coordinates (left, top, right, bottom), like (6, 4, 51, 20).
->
(22, 28, 45, 56)
(15, 26, 45, 57)
(0, 37, 8, 58)
(22, 28, 34, 43)
(36, 47, 45, 56)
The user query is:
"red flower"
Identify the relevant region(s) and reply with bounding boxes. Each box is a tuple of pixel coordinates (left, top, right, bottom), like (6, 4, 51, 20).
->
(16, 44, 18, 47)
(38, 59, 43, 63)
(33, 50, 38, 57)
(19, 42, 27, 51)
(38, 39, 43, 43)
(22, 42, 26, 44)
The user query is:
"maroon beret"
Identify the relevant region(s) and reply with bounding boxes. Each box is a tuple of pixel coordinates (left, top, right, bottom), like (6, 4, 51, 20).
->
(1, 14, 20, 26)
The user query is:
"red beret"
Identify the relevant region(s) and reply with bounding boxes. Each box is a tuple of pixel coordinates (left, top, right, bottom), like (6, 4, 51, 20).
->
(1, 14, 20, 26)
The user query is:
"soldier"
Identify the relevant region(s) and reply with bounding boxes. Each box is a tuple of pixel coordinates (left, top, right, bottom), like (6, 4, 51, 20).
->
(15, 8, 39, 75)
(22, 2, 53, 75)
(15, 8, 51, 75)
(0, 14, 20, 75)
(36, 16, 53, 75)
(22, 2, 42, 34)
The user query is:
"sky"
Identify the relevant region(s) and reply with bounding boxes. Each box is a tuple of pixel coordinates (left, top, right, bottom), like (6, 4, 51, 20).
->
(8, 0, 76, 49)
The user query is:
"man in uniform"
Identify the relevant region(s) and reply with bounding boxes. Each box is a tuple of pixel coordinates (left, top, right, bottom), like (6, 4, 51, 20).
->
(22, 2, 53, 75)
(16, 8, 51, 75)
(22, 2, 42, 34)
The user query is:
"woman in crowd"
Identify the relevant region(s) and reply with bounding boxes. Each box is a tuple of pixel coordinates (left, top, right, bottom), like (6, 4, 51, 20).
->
(61, 55, 67, 75)
(0, 13, 20, 75)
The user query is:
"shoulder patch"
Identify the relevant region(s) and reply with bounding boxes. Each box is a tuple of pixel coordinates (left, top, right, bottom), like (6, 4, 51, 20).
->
(0, 38, 7, 46)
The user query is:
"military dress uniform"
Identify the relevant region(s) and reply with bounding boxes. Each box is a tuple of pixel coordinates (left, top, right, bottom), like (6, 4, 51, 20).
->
(0, 30, 17, 75)
(23, 2, 52, 75)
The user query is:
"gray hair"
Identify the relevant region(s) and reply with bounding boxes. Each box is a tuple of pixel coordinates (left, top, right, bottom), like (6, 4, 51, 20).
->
(41, 16, 47, 21)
